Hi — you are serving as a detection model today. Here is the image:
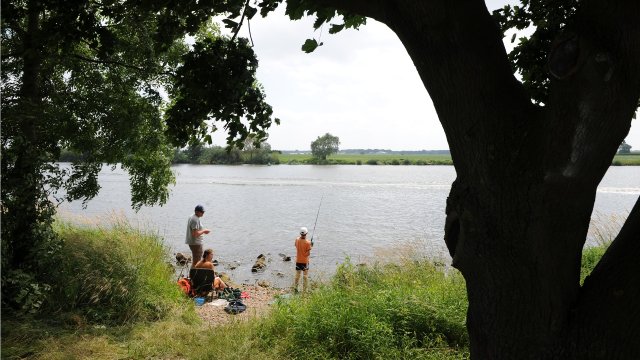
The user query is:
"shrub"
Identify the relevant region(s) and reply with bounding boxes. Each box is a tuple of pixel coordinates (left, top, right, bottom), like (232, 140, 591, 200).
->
(262, 258, 469, 359)
(46, 220, 185, 325)
(366, 159, 378, 165)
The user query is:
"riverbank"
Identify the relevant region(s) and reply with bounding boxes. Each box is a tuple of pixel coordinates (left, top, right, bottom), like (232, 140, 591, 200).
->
(194, 284, 286, 326)
(1, 218, 613, 359)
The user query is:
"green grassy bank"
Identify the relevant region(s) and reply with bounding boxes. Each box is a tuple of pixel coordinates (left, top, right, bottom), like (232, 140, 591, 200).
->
(612, 153, 640, 165)
(278, 153, 454, 165)
(2, 221, 611, 359)
(277, 153, 640, 166)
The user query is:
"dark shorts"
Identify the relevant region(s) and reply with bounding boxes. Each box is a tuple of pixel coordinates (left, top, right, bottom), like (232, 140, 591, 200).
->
(295, 263, 309, 271)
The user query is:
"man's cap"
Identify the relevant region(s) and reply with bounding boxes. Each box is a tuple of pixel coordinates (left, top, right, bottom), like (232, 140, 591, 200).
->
(195, 204, 205, 212)
(300, 227, 308, 235)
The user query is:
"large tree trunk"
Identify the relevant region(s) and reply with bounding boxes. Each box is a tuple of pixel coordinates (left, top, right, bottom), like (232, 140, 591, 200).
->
(3, 1, 47, 267)
(310, 0, 640, 358)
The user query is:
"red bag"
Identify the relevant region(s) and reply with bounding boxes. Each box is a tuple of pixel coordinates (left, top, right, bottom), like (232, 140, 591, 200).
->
(177, 277, 193, 297)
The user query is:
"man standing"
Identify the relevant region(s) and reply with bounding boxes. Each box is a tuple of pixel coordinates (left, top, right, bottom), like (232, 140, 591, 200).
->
(294, 226, 313, 293)
(186, 204, 210, 267)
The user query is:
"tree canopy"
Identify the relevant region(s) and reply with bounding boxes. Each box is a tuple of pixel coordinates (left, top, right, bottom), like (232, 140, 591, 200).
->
(311, 132, 340, 161)
(0, 0, 279, 309)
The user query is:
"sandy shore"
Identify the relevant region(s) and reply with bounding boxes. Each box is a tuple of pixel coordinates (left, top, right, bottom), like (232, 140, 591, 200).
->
(194, 284, 288, 327)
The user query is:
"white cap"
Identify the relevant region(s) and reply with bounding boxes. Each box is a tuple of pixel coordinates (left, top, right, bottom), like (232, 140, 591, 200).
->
(300, 227, 308, 235)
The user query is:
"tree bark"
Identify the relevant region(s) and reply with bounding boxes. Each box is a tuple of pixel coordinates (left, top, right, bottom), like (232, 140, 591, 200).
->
(307, 0, 640, 358)
(7, 0, 46, 267)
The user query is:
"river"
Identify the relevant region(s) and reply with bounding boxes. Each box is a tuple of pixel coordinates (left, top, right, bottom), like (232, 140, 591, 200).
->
(57, 164, 640, 287)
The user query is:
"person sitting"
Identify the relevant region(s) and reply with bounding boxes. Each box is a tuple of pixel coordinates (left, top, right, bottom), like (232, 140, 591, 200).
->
(194, 248, 227, 292)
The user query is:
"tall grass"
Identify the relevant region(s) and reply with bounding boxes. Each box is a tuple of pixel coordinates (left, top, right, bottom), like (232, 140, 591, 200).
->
(4, 217, 621, 359)
(46, 218, 186, 325)
(580, 213, 622, 284)
(259, 259, 469, 359)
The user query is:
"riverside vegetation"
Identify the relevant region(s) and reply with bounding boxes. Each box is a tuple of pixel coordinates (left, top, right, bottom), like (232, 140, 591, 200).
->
(1, 218, 616, 359)
(59, 147, 640, 166)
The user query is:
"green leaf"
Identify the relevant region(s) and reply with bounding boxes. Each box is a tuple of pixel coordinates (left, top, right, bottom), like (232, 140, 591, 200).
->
(329, 24, 345, 34)
(301, 38, 319, 53)
(222, 19, 238, 29)
(245, 6, 258, 19)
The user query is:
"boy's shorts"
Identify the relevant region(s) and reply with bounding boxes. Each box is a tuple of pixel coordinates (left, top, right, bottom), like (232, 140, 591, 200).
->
(295, 263, 309, 271)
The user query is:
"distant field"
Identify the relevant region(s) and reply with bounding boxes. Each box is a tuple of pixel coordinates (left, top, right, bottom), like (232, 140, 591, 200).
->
(276, 153, 640, 166)
(612, 154, 640, 165)
(276, 153, 453, 165)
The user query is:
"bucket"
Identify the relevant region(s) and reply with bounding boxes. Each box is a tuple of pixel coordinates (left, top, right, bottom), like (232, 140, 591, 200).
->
(194, 297, 205, 306)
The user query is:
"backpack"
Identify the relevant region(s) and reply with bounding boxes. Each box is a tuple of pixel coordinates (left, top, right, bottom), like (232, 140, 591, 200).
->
(224, 299, 247, 314)
(177, 277, 193, 297)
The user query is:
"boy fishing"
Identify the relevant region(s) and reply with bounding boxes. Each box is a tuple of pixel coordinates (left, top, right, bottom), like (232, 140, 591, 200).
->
(293, 227, 313, 293)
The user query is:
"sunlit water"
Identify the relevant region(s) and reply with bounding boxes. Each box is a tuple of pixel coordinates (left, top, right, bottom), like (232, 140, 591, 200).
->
(56, 164, 639, 287)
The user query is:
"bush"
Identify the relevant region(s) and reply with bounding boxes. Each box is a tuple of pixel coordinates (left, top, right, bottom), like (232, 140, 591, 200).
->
(366, 159, 378, 165)
(46, 220, 185, 325)
(262, 258, 469, 359)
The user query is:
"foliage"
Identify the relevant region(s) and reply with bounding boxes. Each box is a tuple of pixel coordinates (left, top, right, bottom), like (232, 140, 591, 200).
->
(277, 153, 454, 165)
(310, 133, 340, 161)
(241, 135, 279, 164)
(45, 219, 185, 325)
(261, 259, 469, 359)
(492, 0, 579, 104)
(171, 142, 279, 165)
(618, 140, 632, 154)
(257, 0, 367, 53)
(2, 247, 470, 359)
(1, 0, 279, 312)
(1, 234, 616, 359)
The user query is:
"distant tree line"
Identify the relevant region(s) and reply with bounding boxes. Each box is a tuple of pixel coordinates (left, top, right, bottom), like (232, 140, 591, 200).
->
(60, 142, 280, 165)
(172, 142, 279, 165)
(617, 140, 632, 154)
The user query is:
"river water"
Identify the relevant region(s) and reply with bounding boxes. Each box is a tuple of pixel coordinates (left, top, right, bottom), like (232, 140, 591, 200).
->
(57, 164, 639, 287)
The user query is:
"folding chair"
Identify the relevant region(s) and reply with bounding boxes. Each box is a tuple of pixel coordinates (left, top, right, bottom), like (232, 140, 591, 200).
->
(189, 268, 215, 297)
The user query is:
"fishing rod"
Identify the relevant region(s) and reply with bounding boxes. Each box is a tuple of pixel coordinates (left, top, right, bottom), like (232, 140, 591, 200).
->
(310, 195, 323, 245)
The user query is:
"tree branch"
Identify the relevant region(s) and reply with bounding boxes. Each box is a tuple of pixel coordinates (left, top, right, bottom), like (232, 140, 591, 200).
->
(71, 54, 174, 77)
(543, 0, 640, 186)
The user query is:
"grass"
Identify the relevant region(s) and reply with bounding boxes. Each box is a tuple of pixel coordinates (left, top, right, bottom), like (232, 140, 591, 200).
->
(277, 153, 640, 166)
(3, 218, 616, 359)
(261, 260, 469, 359)
(45, 219, 185, 325)
(611, 153, 640, 165)
(276, 153, 453, 165)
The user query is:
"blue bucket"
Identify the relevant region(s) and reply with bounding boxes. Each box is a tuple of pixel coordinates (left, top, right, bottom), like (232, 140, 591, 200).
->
(194, 297, 205, 306)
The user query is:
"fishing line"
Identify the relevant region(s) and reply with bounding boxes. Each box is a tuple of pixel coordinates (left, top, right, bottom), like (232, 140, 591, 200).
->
(310, 195, 323, 244)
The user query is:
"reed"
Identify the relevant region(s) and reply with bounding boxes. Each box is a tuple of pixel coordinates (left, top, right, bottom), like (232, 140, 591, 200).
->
(45, 218, 186, 325)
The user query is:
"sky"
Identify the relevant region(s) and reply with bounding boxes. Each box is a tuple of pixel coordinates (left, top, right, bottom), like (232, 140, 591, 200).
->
(211, 2, 640, 151)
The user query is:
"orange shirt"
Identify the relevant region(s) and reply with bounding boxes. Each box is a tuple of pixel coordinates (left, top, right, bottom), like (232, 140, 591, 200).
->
(295, 236, 312, 264)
